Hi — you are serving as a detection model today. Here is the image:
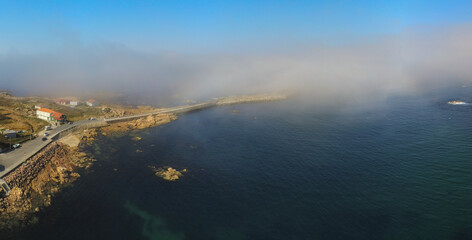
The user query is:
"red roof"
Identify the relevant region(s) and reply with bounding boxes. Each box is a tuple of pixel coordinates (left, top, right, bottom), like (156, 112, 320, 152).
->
(37, 108, 65, 120)
(87, 99, 95, 103)
(38, 108, 55, 114)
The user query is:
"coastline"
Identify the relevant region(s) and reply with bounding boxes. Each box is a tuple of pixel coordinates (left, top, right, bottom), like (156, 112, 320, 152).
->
(0, 93, 287, 229)
(0, 112, 178, 229)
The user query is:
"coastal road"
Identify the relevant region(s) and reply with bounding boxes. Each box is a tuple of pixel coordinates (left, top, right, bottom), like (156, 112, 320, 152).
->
(0, 119, 97, 178)
(0, 101, 217, 178)
(103, 101, 216, 123)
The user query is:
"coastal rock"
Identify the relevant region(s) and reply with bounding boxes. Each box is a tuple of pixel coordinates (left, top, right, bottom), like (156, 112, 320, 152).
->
(149, 166, 184, 181)
(81, 129, 98, 145)
(100, 113, 178, 134)
(6, 188, 23, 204)
(132, 114, 178, 130)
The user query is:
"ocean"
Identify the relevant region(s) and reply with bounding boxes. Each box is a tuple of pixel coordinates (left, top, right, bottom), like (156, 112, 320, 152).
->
(3, 87, 472, 239)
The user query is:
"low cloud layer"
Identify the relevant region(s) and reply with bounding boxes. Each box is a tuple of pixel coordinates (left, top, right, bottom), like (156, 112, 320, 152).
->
(1, 24, 472, 105)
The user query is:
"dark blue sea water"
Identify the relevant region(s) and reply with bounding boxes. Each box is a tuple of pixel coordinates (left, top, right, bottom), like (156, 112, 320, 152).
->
(5, 88, 472, 239)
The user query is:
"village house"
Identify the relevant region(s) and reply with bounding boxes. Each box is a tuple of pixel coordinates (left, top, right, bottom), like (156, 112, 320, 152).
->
(36, 108, 66, 123)
(70, 101, 79, 106)
(54, 98, 70, 105)
(86, 99, 98, 107)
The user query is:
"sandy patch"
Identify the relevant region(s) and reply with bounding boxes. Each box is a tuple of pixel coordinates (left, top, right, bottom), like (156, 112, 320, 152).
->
(58, 134, 81, 147)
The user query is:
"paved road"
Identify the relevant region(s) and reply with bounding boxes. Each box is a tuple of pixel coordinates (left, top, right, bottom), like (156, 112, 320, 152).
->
(0, 101, 217, 178)
(104, 101, 216, 122)
(0, 119, 97, 178)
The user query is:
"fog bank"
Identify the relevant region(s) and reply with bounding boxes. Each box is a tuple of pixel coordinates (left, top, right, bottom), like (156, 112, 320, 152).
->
(1, 24, 472, 105)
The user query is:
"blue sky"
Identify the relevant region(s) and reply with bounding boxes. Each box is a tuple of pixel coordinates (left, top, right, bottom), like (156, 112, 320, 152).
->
(2, 1, 472, 100)
(1, 0, 472, 53)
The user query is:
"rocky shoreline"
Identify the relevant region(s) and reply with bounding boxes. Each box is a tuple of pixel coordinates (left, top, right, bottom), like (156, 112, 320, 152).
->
(0, 142, 87, 229)
(0, 112, 178, 230)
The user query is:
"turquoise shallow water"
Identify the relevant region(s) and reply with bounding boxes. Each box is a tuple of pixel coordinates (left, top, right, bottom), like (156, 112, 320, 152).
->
(3, 88, 472, 240)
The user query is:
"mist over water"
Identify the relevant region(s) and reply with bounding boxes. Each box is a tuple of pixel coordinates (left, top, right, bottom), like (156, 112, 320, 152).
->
(2, 87, 471, 239)
(2, 23, 472, 106)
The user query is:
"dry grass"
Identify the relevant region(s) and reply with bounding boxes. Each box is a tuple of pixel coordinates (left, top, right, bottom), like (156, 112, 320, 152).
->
(0, 108, 47, 133)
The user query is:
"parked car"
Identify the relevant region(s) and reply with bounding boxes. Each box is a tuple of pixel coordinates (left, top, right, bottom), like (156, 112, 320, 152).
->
(12, 144, 20, 149)
(45, 126, 52, 131)
(42, 137, 48, 141)
(43, 133, 49, 136)
(17, 130, 23, 133)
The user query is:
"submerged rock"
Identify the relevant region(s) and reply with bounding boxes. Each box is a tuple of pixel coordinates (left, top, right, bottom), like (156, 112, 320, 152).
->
(124, 201, 185, 240)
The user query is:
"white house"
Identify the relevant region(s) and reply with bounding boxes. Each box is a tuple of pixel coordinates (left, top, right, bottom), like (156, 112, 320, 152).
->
(36, 108, 66, 122)
(86, 99, 98, 107)
(70, 101, 79, 106)
(36, 109, 52, 121)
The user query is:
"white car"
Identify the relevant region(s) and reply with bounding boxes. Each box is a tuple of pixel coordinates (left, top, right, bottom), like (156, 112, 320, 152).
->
(43, 133, 49, 136)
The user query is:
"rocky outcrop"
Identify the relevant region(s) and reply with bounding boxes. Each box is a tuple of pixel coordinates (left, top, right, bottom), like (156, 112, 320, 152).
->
(80, 129, 99, 145)
(100, 113, 177, 134)
(132, 114, 178, 129)
(149, 166, 186, 181)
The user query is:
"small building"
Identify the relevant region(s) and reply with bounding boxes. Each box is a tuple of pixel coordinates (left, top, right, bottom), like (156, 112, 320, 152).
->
(70, 101, 79, 106)
(54, 99, 70, 105)
(34, 105, 41, 109)
(86, 99, 98, 107)
(36, 108, 66, 123)
(3, 130, 17, 138)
